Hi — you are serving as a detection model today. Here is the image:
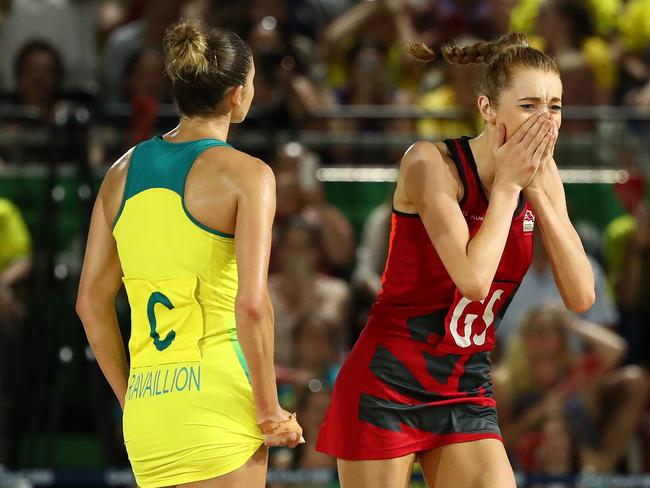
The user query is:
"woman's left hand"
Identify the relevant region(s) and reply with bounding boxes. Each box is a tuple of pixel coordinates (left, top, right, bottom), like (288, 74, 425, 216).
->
(524, 118, 558, 196)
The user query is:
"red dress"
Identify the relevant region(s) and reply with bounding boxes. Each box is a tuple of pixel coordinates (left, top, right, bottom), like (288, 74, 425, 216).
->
(316, 136, 535, 460)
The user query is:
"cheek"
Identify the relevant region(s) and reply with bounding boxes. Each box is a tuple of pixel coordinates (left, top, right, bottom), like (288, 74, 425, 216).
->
(501, 112, 531, 140)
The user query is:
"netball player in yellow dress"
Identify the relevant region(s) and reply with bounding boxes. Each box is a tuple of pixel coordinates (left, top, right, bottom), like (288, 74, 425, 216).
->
(76, 19, 303, 488)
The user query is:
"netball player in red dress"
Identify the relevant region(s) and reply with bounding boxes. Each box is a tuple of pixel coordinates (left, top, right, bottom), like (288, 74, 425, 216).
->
(316, 33, 596, 487)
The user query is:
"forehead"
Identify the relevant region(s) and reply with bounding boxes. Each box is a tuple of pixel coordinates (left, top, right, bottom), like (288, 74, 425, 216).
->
(504, 68, 562, 101)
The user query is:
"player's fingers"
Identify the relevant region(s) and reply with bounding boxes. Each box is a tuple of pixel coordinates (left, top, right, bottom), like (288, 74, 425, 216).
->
(532, 130, 552, 162)
(512, 112, 543, 144)
(542, 128, 556, 160)
(524, 117, 551, 153)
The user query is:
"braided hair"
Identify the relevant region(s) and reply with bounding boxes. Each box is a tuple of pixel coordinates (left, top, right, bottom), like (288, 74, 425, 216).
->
(409, 32, 559, 105)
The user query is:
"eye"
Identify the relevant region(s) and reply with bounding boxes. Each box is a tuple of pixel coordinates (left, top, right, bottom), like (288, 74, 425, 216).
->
(520, 104, 535, 110)
(550, 105, 562, 111)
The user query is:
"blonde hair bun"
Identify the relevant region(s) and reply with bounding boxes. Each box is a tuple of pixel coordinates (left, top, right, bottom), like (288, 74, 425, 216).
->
(163, 18, 209, 82)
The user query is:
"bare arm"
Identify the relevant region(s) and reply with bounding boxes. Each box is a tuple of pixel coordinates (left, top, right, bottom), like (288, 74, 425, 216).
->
(234, 159, 303, 447)
(307, 203, 356, 269)
(400, 114, 551, 300)
(497, 316, 625, 448)
(525, 159, 595, 312)
(233, 160, 282, 417)
(321, 1, 382, 54)
(567, 317, 626, 370)
(614, 205, 649, 308)
(383, 0, 419, 46)
(0, 258, 31, 288)
(76, 164, 129, 409)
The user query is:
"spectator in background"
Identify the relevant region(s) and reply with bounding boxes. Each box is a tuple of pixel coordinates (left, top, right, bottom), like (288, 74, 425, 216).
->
(243, 17, 322, 137)
(0, 39, 71, 164)
(12, 40, 64, 121)
(352, 200, 391, 303)
(0, 199, 31, 325)
(535, 0, 614, 113)
(271, 315, 341, 481)
(0, 0, 98, 94)
(101, 0, 184, 104)
(509, 0, 616, 111)
(320, 0, 424, 98)
(405, 0, 500, 49)
(121, 48, 170, 146)
(351, 197, 391, 340)
(518, 411, 582, 484)
(273, 142, 356, 273)
(615, 0, 650, 107)
(269, 218, 351, 369)
(0, 198, 32, 463)
(290, 316, 341, 389)
(510, 0, 620, 40)
(122, 49, 168, 104)
(416, 41, 484, 139)
(292, 385, 337, 471)
(494, 305, 648, 474)
(292, 0, 356, 41)
(323, 39, 414, 164)
(498, 227, 618, 349)
(604, 174, 650, 366)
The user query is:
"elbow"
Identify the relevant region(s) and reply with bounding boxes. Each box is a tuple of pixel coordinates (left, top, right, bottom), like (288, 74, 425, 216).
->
(75, 294, 99, 346)
(75, 293, 91, 322)
(612, 341, 628, 368)
(565, 287, 596, 314)
(235, 295, 268, 323)
(602, 340, 627, 371)
(456, 277, 491, 302)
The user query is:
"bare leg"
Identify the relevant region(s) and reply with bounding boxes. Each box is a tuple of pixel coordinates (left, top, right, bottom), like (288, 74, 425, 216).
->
(338, 453, 416, 488)
(176, 445, 268, 488)
(418, 439, 516, 488)
(588, 366, 649, 472)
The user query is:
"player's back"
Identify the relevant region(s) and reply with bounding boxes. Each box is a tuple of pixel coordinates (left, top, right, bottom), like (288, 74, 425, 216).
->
(112, 135, 262, 487)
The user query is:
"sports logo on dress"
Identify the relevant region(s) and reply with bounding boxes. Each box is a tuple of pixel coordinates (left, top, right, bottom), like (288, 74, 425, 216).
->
(523, 210, 535, 232)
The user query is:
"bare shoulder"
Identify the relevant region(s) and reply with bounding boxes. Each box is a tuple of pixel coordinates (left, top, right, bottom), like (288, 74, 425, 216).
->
(395, 140, 461, 210)
(102, 147, 134, 192)
(202, 146, 275, 192)
(99, 148, 134, 225)
(400, 140, 455, 175)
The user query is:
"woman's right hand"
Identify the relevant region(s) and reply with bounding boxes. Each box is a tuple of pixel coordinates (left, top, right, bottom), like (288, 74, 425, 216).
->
(493, 113, 553, 193)
(258, 408, 305, 448)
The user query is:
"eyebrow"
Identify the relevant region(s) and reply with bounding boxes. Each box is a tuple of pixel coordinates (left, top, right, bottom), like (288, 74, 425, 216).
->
(518, 97, 562, 103)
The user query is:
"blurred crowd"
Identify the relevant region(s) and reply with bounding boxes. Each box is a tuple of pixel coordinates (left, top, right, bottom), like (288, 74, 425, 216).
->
(0, 0, 650, 485)
(0, 0, 650, 163)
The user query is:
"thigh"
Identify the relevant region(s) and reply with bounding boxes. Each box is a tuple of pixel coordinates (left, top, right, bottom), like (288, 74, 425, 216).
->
(177, 445, 268, 488)
(418, 439, 516, 488)
(338, 454, 416, 488)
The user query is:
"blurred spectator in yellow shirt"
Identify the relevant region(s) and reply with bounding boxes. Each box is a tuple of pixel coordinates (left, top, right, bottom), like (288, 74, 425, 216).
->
(0, 197, 31, 462)
(0, 198, 32, 324)
(603, 174, 650, 366)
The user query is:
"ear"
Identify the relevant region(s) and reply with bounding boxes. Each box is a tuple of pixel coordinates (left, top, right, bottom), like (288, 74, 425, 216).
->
(229, 85, 244, 109)
(477, 95, 497, 125)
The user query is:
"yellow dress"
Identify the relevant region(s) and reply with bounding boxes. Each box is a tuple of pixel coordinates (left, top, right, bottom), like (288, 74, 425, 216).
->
(113, 136, 263, 488)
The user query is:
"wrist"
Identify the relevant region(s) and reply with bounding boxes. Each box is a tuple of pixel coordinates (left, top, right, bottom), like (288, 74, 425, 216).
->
(256, 404, 286, 423)
(523, 186, 546, 206)
(255, 394, 281, 420)
(523, 185, 543, 196)
(492, 183, 522, 200)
